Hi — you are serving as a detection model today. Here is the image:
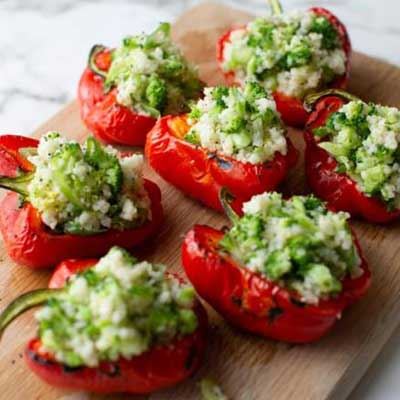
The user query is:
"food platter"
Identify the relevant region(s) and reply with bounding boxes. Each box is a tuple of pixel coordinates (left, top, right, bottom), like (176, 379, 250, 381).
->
(1, 3, 400, 399)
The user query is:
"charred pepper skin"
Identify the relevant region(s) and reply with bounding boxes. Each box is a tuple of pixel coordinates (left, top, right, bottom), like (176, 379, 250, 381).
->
(0, 135, 164, 269)
(304, 96, 400, 223)
(216, 7, 351, 128)
(25, 260, 208, 394)
(182, 225, 370, 343)
(78, 48, 156, 146)
(145, 115, 298, 212)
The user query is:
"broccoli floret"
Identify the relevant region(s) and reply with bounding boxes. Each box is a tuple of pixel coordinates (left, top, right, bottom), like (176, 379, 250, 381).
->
(225, 116, 246, 134)
(313, 126, 332, 138)
(49, 143, 86, 210)
(243, 81, 267, 100)
(303, 195, 323, 211)
(247, 21, 274, 49)
(302, 263, 342, 294)
(309, 16, 339, 50)
(143, 22, 170, 49)
(188, 105, 202, 120)
(84, 136, 123, 197)
(122, 23, 171, 50)
(184, 131, 200, 145)
(280, 41, 312, 70)
(211, 86, 229, 109)
(161, 58, 184, 77)
(145, 76, 168, 112)
(264, 249, 291, 280)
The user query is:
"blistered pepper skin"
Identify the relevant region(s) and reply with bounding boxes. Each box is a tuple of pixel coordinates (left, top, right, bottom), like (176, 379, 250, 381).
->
(0, 135, 164, 269)
(304, 96, 400, 223)
(145, 115, 298, 212)
(216, 7, 351, 128)
(25, 260, 208, 394)
(182, 225, 370, 343)
(78, 48, 156, 146)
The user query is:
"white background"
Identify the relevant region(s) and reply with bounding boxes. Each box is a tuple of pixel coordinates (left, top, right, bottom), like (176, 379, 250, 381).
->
(1, 0, 400, 398)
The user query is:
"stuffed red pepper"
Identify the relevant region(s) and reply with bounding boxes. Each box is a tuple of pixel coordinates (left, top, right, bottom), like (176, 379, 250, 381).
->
(182, 190, 370, 343)
(78, 23, 203, 146)
(304, 90, 400, 223)
(0, 246, 208, 394)
(146, 82, 298, 211)
(0, 132, 163, 268)
(216, 0, 351, 127)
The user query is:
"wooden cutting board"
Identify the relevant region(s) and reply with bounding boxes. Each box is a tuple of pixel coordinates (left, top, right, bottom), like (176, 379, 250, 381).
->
(1, 2, 400, 399)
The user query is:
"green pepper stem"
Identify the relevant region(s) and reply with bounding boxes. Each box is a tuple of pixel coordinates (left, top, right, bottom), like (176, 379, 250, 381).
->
(0, 288, 63, 341)
(268, 0, 283, 15)
(304, 89, 361, 112)
(88, 44, 108, 79)
(219, 188, 239, 224)
(0, 172, 34, 197)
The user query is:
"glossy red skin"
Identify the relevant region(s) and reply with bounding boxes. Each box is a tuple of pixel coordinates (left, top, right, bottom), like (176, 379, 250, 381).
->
(305, 96, 400, 223)
(216, 7, 352, 128)
(78, 48, 156, 146)
(0, 135, 164, 268)
(182, 225, 370, 343)
(145, 115, 298, 212)
(25, 260, 208, 394)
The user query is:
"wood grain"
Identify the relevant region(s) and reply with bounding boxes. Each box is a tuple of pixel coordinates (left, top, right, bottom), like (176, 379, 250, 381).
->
(1, 2, 400, 399)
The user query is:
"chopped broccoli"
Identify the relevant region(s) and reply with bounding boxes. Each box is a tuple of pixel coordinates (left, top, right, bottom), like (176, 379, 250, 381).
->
(36, 247, 198, 368)
(264, 249, 292, 280)
(188, 105, 202, 120)
(219, 192, 360, 303)
(280, 41, 312, 70)
(184, 131, 200, 145)
(49, 142, 86, 210)
(145, 76, 168, 113)
(309, 16, 339, 50)
(104, 22, 202, 117)
(84, 136, 122, 197)
(184, 83, 286, 164)
(313, 100, 400, 205)
(27, 132, 148, 234)
(221, 12, 346, 99)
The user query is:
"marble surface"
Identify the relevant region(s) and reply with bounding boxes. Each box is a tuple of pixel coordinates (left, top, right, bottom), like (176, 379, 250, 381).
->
(1, 0, 400, 398)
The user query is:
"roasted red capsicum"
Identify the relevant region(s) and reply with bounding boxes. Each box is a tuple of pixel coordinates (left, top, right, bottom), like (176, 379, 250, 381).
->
(0, 252, 208, 394)
(78, 46, 156, 146)
(78, 23, 203, 146)
(0, 134, 163, 268)
(146, 115, 297, 212)
(304, 90, 400, 223)
(182, 190, 371, 343)
(216, 1, 351, 128)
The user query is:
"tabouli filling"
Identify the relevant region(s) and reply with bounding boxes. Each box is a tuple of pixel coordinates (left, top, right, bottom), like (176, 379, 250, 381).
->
(221, 11, 346, 99)
(219, 192, 363, 304)
(35, 246, 198, 367)
(105, 23, 203, 118)
(313, 101, 400, 209)
(185, 83, 287, 164)
(27, 132, 150, 234)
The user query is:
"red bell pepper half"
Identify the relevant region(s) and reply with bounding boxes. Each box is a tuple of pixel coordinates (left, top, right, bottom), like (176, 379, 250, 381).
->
(0, 259, 208, 394)
(181, 191, 371, 343)
(78, 45, 156, 146)
(0, 135, 164, 268)
(304, 90, 400, 223)
(145, 115, 298, 212)
(216, 4, 351, 128)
